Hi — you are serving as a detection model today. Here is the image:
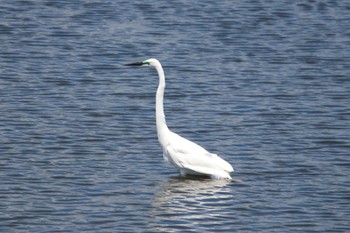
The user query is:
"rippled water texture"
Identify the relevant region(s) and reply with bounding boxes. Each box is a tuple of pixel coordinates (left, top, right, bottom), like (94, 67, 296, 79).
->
(1, 0, 350, 232)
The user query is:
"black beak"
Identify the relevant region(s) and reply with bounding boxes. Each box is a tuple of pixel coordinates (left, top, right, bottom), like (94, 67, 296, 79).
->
(124, 62, 143, 66)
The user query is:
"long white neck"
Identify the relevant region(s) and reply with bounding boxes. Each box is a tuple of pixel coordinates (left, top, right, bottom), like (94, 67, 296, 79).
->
(154, 63, 170, 147)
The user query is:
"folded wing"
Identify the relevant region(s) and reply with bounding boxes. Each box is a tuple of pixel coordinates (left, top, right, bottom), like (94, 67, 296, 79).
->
(164, 132, 233, 177)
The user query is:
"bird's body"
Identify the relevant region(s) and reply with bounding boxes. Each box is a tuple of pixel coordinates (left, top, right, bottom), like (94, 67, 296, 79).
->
(162, 130, 233, 179)
(125, 58, 233, 179)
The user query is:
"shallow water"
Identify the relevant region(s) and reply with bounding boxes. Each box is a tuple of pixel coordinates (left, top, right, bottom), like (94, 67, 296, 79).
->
(1, 0, 350, 232)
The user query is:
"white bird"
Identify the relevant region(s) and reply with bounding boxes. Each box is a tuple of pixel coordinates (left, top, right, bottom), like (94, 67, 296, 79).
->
(125, 58, 234, 179)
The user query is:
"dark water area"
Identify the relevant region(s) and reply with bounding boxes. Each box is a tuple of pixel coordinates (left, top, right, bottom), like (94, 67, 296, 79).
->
(1, 0, 350, 232)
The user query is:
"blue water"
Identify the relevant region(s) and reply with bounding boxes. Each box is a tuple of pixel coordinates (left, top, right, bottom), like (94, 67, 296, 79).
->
(1, 0, 350, 232)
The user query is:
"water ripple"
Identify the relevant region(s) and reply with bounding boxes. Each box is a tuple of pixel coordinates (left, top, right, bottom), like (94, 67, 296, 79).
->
(1, 0, 350, 232)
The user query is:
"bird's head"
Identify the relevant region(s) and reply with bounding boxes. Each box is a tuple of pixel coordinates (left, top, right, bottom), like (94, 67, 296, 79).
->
(124, 58, 160, 67)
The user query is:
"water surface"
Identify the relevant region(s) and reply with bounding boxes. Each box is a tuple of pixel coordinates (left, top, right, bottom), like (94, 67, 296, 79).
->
(1, 0, 350, 232)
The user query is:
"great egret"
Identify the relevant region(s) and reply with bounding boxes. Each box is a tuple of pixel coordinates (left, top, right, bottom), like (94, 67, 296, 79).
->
(125, 58, 234, 179)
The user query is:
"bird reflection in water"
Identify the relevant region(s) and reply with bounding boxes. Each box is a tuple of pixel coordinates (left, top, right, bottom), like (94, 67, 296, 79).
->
(150, 177, 238, 230)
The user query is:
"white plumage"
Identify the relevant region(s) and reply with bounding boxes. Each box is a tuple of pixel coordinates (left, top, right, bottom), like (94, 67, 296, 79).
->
(125, 58, 234, 179)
